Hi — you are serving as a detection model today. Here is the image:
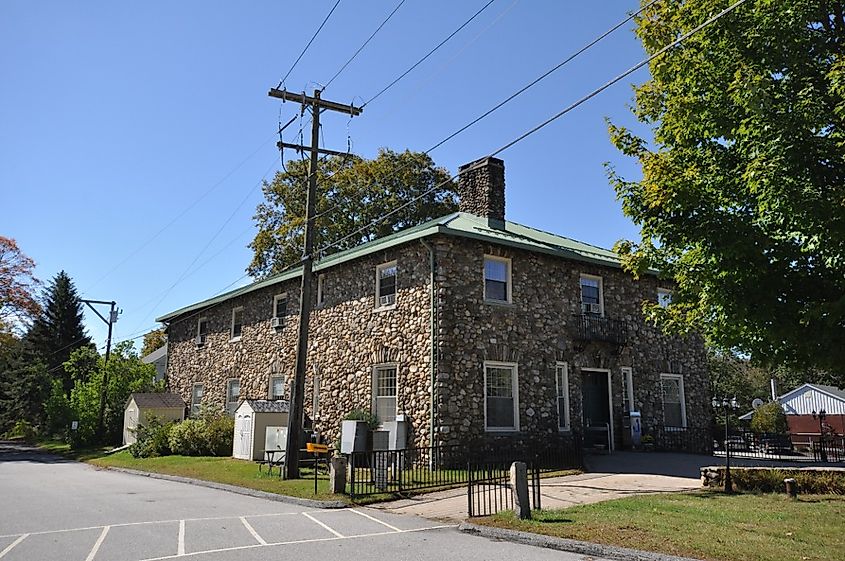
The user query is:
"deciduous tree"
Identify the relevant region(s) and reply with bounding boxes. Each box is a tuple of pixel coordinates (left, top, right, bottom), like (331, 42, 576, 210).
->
(0, 236, 40, 333)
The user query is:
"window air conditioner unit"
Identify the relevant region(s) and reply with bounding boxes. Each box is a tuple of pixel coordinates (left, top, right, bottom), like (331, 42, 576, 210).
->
(580, 302, 591, 313)
(589, 303, 602, 314)
(195, 335, 205, 347)
(379, 294, 395, 307)
(270, 316, 283, 329)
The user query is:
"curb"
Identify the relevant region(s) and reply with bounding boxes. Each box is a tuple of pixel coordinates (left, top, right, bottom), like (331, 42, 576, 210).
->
(100, 466, 348, 510)
(458, 522, 704, 561)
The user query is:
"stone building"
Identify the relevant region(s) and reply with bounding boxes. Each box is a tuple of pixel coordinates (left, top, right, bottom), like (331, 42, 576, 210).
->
(158, 157, 709, 451)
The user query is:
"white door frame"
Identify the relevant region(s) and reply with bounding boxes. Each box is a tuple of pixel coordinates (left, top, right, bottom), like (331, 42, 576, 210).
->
(581, 367, 613, 452)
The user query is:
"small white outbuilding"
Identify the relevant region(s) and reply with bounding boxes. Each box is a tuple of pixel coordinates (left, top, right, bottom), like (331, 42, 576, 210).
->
(232, 399, 290, 461)
(123, 393, 186, 445)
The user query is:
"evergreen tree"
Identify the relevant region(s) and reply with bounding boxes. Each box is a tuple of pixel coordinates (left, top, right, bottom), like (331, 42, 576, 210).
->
(26, 271, 91, 396)
(0, 335, 50, 432)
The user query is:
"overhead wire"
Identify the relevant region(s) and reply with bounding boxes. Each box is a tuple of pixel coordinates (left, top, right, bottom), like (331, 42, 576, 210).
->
(277, 0, 343, 88)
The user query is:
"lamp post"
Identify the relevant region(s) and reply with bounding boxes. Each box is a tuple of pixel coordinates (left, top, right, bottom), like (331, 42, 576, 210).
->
(812, 409, 828, 462)
(722, 397, 733, 494)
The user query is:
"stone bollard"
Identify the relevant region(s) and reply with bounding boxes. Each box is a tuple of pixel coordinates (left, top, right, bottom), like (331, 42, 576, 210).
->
(510, 461, 531, 520)
(784, 477, 798, 498)
(330, 456, 348, 494)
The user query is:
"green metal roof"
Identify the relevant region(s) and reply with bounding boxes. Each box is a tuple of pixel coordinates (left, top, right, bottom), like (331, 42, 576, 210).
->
(156, 212, 623, 323)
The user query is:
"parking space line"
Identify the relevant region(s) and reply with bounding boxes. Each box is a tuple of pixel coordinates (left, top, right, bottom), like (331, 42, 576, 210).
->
(302, 512, 344, 538)
(84, 526, 110, 561)
(0, 534, 28, 559)
(239, 517, 267, 545)
(177, 520, 185, 556)
(349, 509, 402, 532)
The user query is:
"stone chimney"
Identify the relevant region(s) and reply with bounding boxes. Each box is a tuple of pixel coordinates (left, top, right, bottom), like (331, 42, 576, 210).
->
(458, 156, 505, 228)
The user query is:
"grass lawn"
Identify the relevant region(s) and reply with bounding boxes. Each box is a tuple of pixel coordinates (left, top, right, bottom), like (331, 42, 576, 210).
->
(36, 439, 114, 461)
(476, 491, 845, 561)
(90, 451, 348, 502)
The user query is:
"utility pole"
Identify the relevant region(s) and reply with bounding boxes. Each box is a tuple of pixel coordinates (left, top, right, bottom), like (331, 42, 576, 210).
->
(83, 299, 118, 439)
(268, 87, 362, 479)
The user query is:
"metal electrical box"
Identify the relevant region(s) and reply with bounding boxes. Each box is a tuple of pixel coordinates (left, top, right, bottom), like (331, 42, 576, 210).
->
(372, 430, 390, 451)
(265, 426, 288, 453)
(340, 420, 368, 454)
(384, 420, 408, 450)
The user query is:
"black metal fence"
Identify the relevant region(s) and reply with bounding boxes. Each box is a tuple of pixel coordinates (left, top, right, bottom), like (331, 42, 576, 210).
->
(653, 425, 713, 454)
(572, 314, 628, 345)
(467, 461, 541, 518)
(812, 437, 844, 463)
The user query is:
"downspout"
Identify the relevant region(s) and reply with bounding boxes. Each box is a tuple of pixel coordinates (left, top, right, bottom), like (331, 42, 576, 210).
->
(420, 239, 437, 451)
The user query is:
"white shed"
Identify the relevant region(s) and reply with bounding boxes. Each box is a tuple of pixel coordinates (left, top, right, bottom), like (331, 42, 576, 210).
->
(123, 393, 186, 445)
(232, 400, 290, 461)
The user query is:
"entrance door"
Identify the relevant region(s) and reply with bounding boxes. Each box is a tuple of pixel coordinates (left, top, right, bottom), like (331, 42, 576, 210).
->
(582, 369, 612, 451)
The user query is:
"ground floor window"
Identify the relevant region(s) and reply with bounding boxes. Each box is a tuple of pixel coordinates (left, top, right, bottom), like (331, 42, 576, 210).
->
(484, 361, 519, 431)
(621, 367, 634, 413)
(269, 375, 285, 400)
(191, 383, 204, 416)
(373, 365, 397, 423)
(660, 374, 686, 428)
(226, 378, 240, 415)
(556, 362, 570, 431)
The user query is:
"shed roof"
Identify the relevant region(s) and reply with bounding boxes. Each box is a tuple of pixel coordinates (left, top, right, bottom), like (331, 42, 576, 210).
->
(738, 383, 845, 419)
(157, 212, 629, 323)
(141, 344, 167, 364)
(239, 399, 290, 413)
(127, 392, 185, 409)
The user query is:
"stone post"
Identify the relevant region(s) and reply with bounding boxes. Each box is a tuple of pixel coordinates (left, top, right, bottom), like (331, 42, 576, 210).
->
(330, 456, 348, 494)
(510, 461, 531, 520)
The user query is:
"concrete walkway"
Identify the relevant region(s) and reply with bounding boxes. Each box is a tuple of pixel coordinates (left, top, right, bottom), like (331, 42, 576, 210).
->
(373, 452, 704, 522)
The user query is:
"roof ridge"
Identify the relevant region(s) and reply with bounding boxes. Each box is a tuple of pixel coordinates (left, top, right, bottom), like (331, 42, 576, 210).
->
(507, 218, 617, 255)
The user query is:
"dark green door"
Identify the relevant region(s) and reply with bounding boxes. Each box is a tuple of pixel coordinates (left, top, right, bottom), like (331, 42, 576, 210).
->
(582, 370, 611, 449)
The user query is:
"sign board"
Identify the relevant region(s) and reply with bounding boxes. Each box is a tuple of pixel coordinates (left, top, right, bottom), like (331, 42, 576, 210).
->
(71, 420, 79, 431)
(306, 442, 329, 454)
(629, 411, 642, 447)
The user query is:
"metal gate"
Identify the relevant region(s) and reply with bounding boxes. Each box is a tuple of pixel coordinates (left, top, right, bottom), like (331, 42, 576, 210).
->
(467, 461, 541, 517)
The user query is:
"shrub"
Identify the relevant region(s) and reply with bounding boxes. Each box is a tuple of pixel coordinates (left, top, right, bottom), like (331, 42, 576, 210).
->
(203, 414, 234, 456)
(167, 410, 234, 457)
(703, 466, 845, 494)
(129, 416, 174, 458)
(168, 419, 207, 456)
(4, 420, 37, 442)
(750, 401, 788, 434)
(344, 409, 380, 431)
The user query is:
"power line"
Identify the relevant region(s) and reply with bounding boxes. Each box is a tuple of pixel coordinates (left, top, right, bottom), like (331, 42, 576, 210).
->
(362, 0, 497, 107)
(277, 0, 343, 88)
(316, 0, 750, 255)
(323, 0, 407, 90)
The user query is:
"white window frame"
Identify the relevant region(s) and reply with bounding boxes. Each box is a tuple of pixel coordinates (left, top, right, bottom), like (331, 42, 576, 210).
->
(230, 307, 244, 341)
(555, 362, 570, 431)
(660, 373, 687, 428)
(273, 293, 287, 318)
(483, 255, 512, 304)
(196, 317, 208, 345)
(375, 261, 398, 310)
(621, 367, 634, 413)
(483, 360, 520, 432)
(269, 374, 285, 400)
(372, 363, 398, 423)
(226, 378, 240, 415)
(657, 288, 672, 308)
(316, 274, 326, 306)
(579, 274, 604, 316)
(191, 383, 204, 416)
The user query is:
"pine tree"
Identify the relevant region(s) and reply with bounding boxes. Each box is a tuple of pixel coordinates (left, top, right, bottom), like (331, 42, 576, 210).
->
(26, 271, 91, 396)
(0, 338, 50, 432)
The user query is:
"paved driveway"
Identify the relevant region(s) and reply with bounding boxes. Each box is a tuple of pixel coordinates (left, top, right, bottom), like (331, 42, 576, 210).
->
(0, 444, 610, 561)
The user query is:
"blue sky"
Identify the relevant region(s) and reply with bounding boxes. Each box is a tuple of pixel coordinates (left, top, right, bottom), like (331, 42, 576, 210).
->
(1, 0, 651, 350)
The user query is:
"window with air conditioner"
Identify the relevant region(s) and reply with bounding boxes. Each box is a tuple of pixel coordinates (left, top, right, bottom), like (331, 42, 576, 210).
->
(230, 307, 244, 340)
(657, 288, 672, 308)
(556, 362, 570, 431)
(272, 293, 287, 328)
(579, 274, 603, 315)
(196, 317, 208, 346)
(316, 274, 326, 306)
(660, 374, 686, 428)
(375, 262, 397, 309)
(226, 378, 240, 415)
(269, 375, 285, 400)
(372, 365, 397, 423)
(191, 383, 204, 416)
(483, 255, 511, 303)
(484, 361, 519, 431)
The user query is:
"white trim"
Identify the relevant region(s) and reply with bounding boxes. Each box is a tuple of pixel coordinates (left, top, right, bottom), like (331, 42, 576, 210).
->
(226, 378, 240, 415)
(483, 255, 512, 304)
(581, 367, 613, 451)
(374, 261, 398, 310)
(316, 275, 326, 306)
(269, 374, 285, 400)
(483, 360, 520, 432)
(579, 273, 604, 316)
(230, 307, 244, 341)
(657, 288, 672, 308)
(372, 363, 398, 423)
(555, 362, 570, 431)
(659, 373, 687, 428)
(273, 293, 287, 318)
(190, 383, 204, 415)
(621, 367, 634, 413)
(312, 370, 321, 420)
(196, 317, 208, 344)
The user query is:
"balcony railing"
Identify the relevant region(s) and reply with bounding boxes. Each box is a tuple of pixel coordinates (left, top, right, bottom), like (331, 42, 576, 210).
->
(572, 314, 628, 345)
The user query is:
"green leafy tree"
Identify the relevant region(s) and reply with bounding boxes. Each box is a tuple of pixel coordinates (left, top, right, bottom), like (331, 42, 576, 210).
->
(249, 149, 458, 277)
(140, 328, 166, 357)
(0, 336, 50, 433)
(26, 271, 91, 396)
(608, 2, 845, 372)
(750, 401, 789, 434)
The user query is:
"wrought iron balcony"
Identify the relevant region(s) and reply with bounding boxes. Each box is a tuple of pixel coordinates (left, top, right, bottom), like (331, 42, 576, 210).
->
(572, 314, 628, 346)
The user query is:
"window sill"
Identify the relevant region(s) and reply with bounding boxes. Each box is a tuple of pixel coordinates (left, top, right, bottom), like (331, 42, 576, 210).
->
(558, 427, 571, 433)
(229, 336, 242, 343)
(374, 304, 397, 313)
(483, 299, 514, 307)
(484, 427, 520, 433)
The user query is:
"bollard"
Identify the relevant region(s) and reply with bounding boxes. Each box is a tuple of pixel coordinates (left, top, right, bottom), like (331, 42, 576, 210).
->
(510, 461, 531, 520)
(330, 456, 348, 494)
(784, 477, 798, 498)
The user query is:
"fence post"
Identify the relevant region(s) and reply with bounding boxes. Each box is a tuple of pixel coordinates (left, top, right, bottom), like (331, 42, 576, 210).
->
(348, 454, 355, 499)
(330, 455, 347, 494)
(510, 461, 531, 520)
(467, 462, 473, 517)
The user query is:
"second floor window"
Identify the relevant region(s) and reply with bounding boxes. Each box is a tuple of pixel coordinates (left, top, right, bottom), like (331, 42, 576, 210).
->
(376, 262, 397, 309)
(273, 294, 287, 318)
(196, 317, 208, 345)
(484, 256, 511, 303)
(269, 375, 285, 400)
(317, 274, 326, 306)
(657, 288, 672, 308)
(231, 307, 244, 340)
(580, 274, 603, 315)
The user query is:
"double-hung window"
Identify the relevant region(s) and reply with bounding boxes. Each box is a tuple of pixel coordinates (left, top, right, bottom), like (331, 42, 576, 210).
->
(657, 288, 672, 308)
(375, 262, 397, 309)
(269, 375, 285, 400)
(230, 307, 244, 340)
(483, 256, 511, 303)
(373, 365, 397, 423)
(312, 370, 321, 420)
(484, 362, 519, 431)
(273, 294, 287, 318)
(317, 274, 326, 306)
(580, 274, 603, 315)
(621, 367, 634, 413)
(196, 317, 208, 346)
(226, 378, 240, 415)
(555, 362, 570, 431)
(191, 383, 204, 416)
(660, 374, 686, 428)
